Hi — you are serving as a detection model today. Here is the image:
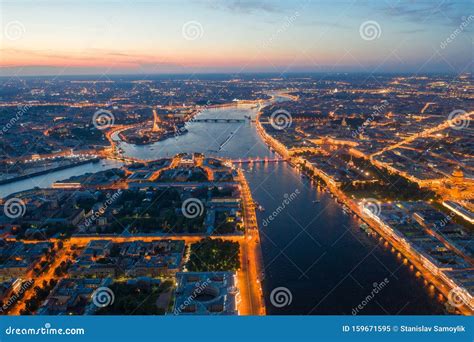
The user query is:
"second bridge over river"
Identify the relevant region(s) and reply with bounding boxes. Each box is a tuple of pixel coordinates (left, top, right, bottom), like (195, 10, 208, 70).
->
(192, 118, 248, 123)
(231, 157, 286, 164)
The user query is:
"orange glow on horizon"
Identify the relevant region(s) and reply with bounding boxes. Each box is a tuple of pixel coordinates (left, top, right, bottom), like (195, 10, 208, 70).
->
(0, 47, 336, 72)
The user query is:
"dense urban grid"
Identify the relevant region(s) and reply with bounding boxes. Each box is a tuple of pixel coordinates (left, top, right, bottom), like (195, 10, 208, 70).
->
(0, 73, 472, 316)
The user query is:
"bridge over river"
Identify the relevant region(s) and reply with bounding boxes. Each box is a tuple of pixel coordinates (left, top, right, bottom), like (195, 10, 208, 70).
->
(192, 118, 248, 123)
(231, 157, 286, 164)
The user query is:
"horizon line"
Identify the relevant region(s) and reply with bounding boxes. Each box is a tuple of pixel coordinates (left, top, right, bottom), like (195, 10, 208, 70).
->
(0, 70, 470, 79)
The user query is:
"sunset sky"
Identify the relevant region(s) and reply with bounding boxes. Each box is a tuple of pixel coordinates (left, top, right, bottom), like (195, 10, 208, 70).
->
(0, 0, 472, 76)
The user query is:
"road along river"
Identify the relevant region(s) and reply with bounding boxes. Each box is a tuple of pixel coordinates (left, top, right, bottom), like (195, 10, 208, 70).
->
(113, 103, 447, 315)
(0, 103, 447, 314)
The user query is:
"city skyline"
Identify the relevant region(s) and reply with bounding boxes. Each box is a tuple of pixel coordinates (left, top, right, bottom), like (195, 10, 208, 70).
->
(0, 72, 472, 316)
(0, 0, 473, 326)
(1, 0, 472, 76)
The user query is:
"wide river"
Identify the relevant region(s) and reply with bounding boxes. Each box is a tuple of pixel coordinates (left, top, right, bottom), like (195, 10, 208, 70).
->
(0, 102, 446, 314)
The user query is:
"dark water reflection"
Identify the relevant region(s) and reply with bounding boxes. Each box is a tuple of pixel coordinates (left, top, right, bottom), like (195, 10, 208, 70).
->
(1, 105, 446, 314)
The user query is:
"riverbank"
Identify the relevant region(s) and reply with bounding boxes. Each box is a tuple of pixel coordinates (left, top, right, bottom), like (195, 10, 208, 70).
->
(254, 106, 472, 315)
(2, 96, 450, 315)
(0, 159, 123, 199)
(0, 158, 100, 185)
(4, 154, 266, 316)
(237, 168, 266, 315)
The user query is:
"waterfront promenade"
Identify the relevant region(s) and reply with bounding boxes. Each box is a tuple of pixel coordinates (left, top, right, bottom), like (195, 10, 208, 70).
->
(255, 101, 474, 316)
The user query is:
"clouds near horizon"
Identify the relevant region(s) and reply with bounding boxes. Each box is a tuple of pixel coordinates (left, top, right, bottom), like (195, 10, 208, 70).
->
(0, 0, 472, 76)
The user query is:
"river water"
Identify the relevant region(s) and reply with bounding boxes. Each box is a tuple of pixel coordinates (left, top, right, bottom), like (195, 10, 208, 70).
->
(0, 103, 446, 314)
(0, 159, 122, 198)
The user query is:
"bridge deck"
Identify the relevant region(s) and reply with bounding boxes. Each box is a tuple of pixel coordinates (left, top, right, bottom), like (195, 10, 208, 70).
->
(192, 118, 247, 123)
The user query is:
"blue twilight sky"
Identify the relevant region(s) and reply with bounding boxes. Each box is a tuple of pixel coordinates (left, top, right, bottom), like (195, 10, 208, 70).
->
(0, 0, 472, 75)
